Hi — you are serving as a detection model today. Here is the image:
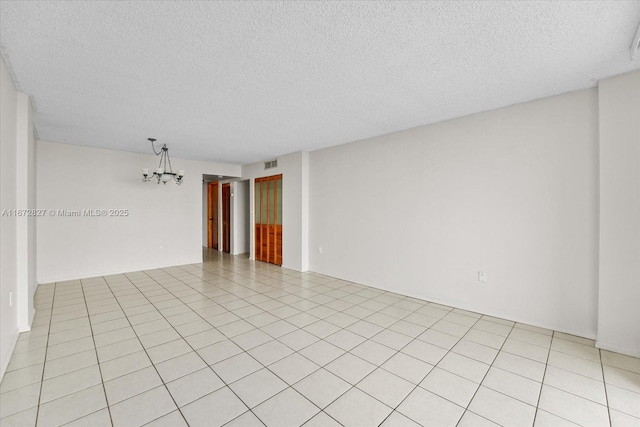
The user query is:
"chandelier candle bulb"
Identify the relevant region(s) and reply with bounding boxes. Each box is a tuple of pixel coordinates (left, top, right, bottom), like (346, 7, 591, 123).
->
(178, 170, 184, 177)
(142, 168, 149, 175)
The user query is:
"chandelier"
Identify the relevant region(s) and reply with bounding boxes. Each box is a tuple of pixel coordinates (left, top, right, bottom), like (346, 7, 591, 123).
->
(142, 138, 184, 185)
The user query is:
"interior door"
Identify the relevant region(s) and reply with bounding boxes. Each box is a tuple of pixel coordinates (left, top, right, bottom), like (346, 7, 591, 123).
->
(207, 182, 219, 249)
(255, 174, 282, 265)
(222, 183, 231, 253)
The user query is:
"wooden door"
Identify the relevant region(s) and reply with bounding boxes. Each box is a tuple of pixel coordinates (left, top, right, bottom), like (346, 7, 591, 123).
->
(255, 174, 282, 265)
(207, 182, 219, 249)
(222, 183, 231, 253)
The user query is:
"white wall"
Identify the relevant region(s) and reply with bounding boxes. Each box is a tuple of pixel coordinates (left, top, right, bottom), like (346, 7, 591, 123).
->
(1, 55, 19, 380)
(300, 152, 309, 271)
(242, 151, 309, 271)
(233, 180, 250, 255)
(37, 141, 241, 282)
(1, 56, 37, 380)
(309, 89, 599, 338)
(597, 71, 640, 357)
(16, 92, 37, 330)
(202, 182, 208, 247)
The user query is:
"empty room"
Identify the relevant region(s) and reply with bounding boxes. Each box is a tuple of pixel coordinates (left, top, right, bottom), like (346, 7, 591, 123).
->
(1, 1, 639, 426)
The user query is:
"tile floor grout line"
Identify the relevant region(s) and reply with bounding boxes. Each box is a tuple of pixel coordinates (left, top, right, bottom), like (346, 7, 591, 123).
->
(159, 256, 454, 425)
(77, 277, 115, 427)
(83, 277, 180, 423)
(544, 353, 608, 380)
(105, 273, 216, 426)
(32, 281, 57, 426)
(531, 330, 554, 427)
(542, 335, 615, 423)
(37, 274, 372, 424)
(5, 251, 637, 426)
(9, 265, 534, 426)
(141, 263, 367, 425)
(533, 340, 614, 426)
(452, 319, 517, 427)
(173, 255, 526, 426)
(133, 273, 279, 427)
(440, 315, 500, 427)
(376, 312, 490, 426)
(128, 266, 319, 425)
(599, 349, 613, 427)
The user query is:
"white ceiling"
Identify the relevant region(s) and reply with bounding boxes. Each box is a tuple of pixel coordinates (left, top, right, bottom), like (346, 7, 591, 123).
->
(1, 1, 639, 164)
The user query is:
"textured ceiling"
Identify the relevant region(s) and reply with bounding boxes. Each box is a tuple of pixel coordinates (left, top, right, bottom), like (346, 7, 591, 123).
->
(1, 1, 639, 164)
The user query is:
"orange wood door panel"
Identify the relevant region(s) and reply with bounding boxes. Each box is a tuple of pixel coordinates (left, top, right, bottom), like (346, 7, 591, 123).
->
(207, 182, 219, 249)
(222, 183, 231, 253)
(255, 175, 282, 266)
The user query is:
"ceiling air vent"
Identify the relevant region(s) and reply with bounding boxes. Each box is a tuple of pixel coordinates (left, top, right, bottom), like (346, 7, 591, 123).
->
(264, 159, 278, 170)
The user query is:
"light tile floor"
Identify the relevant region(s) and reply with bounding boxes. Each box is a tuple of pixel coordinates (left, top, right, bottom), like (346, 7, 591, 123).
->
(1, 250, 639, 427)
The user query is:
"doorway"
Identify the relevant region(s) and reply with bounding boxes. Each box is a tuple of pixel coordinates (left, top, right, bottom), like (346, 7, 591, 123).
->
(207, 182, 219, 249)
(222, 183, 231, 253)
(255, 174, 282, 265)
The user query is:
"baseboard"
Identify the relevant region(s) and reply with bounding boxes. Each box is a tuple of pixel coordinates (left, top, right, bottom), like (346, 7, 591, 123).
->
(596, 340, 640, 358)
(37, 258, 203, 284)
(307, 268, 598, 341)
(17, 304, 35, 334)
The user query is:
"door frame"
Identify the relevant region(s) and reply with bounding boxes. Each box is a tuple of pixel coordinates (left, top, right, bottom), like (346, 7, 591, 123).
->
(207, 181, 219, 249)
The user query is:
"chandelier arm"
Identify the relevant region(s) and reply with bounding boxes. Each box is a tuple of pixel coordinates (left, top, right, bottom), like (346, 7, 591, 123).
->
(167, 151, 174, 174)
(150, 139, 162, 156)
(158, 151, 165, 170)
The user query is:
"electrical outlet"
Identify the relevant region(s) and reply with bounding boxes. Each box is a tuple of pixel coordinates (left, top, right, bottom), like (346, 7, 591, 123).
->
(318, 247, 323, 254)
(9, 291, 13, 307)
(478, 271, 487, 283)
